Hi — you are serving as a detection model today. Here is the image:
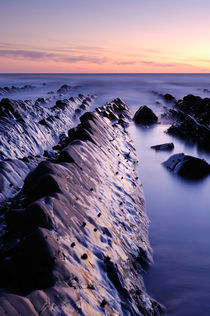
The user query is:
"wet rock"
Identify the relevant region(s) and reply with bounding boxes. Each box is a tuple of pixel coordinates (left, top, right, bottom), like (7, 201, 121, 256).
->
(163, 153, 210, 179)
(151, 142, 174, 151)
(43, 150, 57, 160)
(0, 99, 162, 315)
(133, 105, 158, 125)
(67, 126, 95, 144)
(53, 99, 69, 110)
(57, 84, 72, 94)
(175, 94, 210, 127)
(0, 98, 24, 121)
(167, 114, 210, 150)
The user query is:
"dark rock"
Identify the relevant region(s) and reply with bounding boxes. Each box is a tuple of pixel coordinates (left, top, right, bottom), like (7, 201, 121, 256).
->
(43, 150, 56, 160)
(163, 153, 210, 179)
(38, 119, 50, 128)
(67, 126, 95, 144)
(53, 100, 69, 110)
(35, 98, 46, 105)
(151, 142, 174, 151)
(0, 98, 24, 122)
(175, 94, 210, 127)
(79, 103, 86, 110)
(80, 112, 97, 123)
(81, 253, 88, 260)
(163, 93, 176, 102)
(57, 84, 72, 94)
(100, 299, 107, 308)
(167, 114, 210, 150)
(133, 105, 158, 125)
(136, 247, 150, 270)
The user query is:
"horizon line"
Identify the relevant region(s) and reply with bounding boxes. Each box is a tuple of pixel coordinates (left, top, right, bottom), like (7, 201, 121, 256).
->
(1, 72, 210, 75)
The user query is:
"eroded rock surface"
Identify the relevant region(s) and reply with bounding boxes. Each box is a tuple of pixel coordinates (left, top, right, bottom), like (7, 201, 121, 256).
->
(0, 99, 162, 315)
(0, 94, 94, 161)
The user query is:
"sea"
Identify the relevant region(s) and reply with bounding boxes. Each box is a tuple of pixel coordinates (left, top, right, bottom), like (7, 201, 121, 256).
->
(0, 73, 210, 316)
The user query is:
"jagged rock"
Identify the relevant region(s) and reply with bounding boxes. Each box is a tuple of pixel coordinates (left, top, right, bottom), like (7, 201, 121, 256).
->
(0, 85, 34, 96)
(0, 94, 92, 162)
(35, 98, 47, 105)
(53, 100, 69, 110)
(167, 114, 210, 150)
(57, 84, 72, 94)
(133, 105, 158, 125)
(163, 153, 210, 179)
(0, 98, 24, 121)
(175, 94, 210, 127)
(43, 150, 57, 160)
(0, 101, 162, 315)
(151, 142, 174, 151)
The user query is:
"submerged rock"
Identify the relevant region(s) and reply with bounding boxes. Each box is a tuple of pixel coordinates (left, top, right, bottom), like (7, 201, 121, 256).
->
(133, 105, 158, 125)
(163, 153, 210, 179)
(151, 142, 174, 151)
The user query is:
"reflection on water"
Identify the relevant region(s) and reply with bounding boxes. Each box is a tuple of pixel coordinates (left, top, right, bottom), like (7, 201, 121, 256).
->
(129, 123, 210, 316)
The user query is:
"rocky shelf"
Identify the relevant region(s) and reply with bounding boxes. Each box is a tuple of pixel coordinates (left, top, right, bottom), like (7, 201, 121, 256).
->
(0, 99, 162, 315)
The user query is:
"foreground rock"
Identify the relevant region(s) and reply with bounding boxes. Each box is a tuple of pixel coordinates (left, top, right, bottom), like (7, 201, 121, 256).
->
(0, 99, 162, 315)
(151, 142, 174, 151)
(163, 153, 210, 179)
(133, 105, 158, 125)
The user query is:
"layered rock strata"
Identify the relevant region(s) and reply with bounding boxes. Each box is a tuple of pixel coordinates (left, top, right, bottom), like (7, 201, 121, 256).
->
(0, 99, 161, 315)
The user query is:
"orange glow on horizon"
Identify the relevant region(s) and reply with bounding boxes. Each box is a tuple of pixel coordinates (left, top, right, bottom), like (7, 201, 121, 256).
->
(1, 0, 210, 73)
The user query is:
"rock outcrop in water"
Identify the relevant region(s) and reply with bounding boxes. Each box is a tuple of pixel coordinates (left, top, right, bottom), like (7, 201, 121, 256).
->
(57, 84, 72, 95)
(163, 153, 210, 179)
(164, 94, 210, 150)
(0, 85, 35, 96)
(0, 99, 162, 315)
(133, 105, 158, 125)
(151, 143, 174, 151)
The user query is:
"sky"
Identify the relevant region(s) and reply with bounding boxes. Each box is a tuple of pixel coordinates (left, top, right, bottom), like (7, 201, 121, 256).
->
(1, 0, 210, 73)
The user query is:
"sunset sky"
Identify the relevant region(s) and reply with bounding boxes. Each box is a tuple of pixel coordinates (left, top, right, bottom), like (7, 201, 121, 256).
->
(1, 0, 210, 73)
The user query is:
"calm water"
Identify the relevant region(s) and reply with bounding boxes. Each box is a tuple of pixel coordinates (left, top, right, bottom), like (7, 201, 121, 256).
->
(0, 74, 210, 315)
